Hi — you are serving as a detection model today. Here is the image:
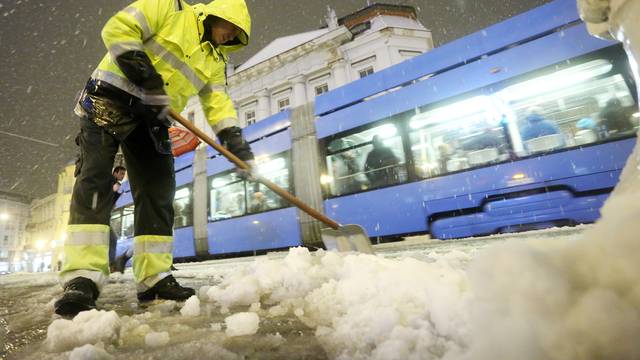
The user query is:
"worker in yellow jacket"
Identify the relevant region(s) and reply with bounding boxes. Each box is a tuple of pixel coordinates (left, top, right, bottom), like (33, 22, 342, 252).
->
(55, 0, 254, 316)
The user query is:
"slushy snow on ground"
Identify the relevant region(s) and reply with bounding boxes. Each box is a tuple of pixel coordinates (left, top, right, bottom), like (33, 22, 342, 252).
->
(179, 295, 200, 317)
(145, 331, 170, 348)
(224, 312, 260, 337)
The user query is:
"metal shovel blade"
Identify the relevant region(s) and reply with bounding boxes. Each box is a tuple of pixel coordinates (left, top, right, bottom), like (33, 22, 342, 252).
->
(321, 224, 375, 254)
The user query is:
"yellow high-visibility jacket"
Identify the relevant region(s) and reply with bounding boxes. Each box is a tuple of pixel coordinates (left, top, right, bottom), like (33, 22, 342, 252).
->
(94, 0, 250, 132)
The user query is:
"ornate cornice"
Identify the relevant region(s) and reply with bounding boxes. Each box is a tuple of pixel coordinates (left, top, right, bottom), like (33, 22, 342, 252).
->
(230, 26, 352, 85)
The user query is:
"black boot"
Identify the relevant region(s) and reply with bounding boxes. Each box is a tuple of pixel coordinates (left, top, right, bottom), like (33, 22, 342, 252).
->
(54, 277, 100, 317)
(137, 275, 195, 302)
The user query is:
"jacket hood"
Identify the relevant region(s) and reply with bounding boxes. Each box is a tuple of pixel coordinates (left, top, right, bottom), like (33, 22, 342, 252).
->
(193, 0, 251, 53)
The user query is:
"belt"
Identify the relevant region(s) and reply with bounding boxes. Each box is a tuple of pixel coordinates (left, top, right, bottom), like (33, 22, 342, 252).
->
(85, 78, 141, 108)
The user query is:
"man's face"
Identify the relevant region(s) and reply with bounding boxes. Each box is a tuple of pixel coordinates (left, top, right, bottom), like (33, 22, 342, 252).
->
(210, 18, 240, 46)
(114, 169, 126, 181)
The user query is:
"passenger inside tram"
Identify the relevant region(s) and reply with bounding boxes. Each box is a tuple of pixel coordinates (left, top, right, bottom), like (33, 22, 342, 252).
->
(461, 128, 502, 152)
(364, 135, 400, 188)
(249, 191, 268, 213)
(574, 116, 600, 145)
(328, 139, 362, 195)
(520, 107, 566, 153)
(174, 203, 187, 228)
(599, 98, 635, 135)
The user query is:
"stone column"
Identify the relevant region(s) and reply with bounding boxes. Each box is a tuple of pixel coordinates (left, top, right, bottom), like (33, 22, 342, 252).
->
(192, 144, 209, 257)
(331, 59, 348, 88)
(290, 102, 325, 248)
(376, 46, 393, 69)
(256, 89, 270, 121)
(290, 75, 307, 107)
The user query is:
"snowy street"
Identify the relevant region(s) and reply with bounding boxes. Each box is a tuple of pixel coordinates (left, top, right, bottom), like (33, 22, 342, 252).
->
(1, 227, 588, 360)
(2, 0, 640, 358)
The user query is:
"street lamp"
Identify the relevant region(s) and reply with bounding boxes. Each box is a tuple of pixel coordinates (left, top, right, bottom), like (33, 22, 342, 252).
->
(0, 213, 9, 221)
(35, 240, 46, 250)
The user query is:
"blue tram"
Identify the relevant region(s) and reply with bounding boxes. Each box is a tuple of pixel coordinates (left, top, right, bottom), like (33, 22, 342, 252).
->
(111, 0, 638, 260)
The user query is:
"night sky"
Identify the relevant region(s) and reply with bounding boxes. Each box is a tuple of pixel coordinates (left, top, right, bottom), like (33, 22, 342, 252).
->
(0, 0, 549, 199)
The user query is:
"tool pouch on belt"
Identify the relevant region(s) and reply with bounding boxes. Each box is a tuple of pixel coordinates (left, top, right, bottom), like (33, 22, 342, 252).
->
(78, 80, 140, 141)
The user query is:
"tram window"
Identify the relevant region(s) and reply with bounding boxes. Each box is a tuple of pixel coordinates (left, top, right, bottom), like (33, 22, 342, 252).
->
(409, 96, 510, 178)
(498, 58, 638, 155)
(110, 210, 122, 240)
(209, 172, 246, 221)
(121, 205, 135, 238)
(324, 123, 406, 196)
(247, 155, 290, 213)
(173, 186, 193, 228)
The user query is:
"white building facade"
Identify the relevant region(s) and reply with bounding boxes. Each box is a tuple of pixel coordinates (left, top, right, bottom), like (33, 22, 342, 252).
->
(0, 192, 30, 272)
(184, 4, 433, 127)
(22, 162, 76, 272)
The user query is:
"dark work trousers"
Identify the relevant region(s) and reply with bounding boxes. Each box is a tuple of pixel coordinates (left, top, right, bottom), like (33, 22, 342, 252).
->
(108, 228, 118, 266)
(69, 115, 175, 250)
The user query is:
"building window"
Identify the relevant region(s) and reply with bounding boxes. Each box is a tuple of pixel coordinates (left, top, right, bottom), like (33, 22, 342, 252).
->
(3, 235, 8, 244)
(315, 83, 329, 96)
(324, 123, 407, 196)
(245, 110, 256, 125)
(278, 98, 290, 112)
(359, 66, 374, 78)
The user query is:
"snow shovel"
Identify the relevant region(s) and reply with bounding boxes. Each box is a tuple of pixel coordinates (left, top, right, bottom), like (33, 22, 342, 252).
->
(169, 109, 375, 254)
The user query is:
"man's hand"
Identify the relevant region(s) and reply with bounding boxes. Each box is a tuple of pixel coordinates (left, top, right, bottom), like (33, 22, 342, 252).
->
(113, 182, 121, 193)
(217, 126, 254, 161)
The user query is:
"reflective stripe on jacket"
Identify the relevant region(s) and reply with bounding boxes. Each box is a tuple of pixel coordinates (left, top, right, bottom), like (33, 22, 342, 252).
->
(95, 0, 251, 132)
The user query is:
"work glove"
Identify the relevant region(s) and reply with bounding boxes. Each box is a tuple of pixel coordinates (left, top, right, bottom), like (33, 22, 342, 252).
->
(217, 126, 255, 179)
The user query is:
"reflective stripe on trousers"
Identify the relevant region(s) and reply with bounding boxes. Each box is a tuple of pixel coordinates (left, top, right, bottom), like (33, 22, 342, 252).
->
(133, 235, 174, 283)
(60, 224, 110, 276)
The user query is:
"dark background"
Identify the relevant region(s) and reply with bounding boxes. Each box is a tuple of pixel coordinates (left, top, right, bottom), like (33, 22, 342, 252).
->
(0, 0, 549, 199)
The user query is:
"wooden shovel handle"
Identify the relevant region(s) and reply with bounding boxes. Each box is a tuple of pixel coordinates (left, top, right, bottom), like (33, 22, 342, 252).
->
(169, 109, 340, 230)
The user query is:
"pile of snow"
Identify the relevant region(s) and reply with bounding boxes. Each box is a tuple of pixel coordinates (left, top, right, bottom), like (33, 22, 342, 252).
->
(45, 310, 121, 352)
(145, 331, 170, 348)
(201, 143, 640, 359)
(224, 312, 260, 337)
(205, 246, 470, 357)
(180, 295, 200, 317)
(68, 344, 113, 360)
(462, 144, 640, 359)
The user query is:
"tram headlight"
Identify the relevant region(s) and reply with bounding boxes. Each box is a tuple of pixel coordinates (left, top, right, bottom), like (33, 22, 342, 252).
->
(512, 173, 526, 180)
(320, 174, 334, 185)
